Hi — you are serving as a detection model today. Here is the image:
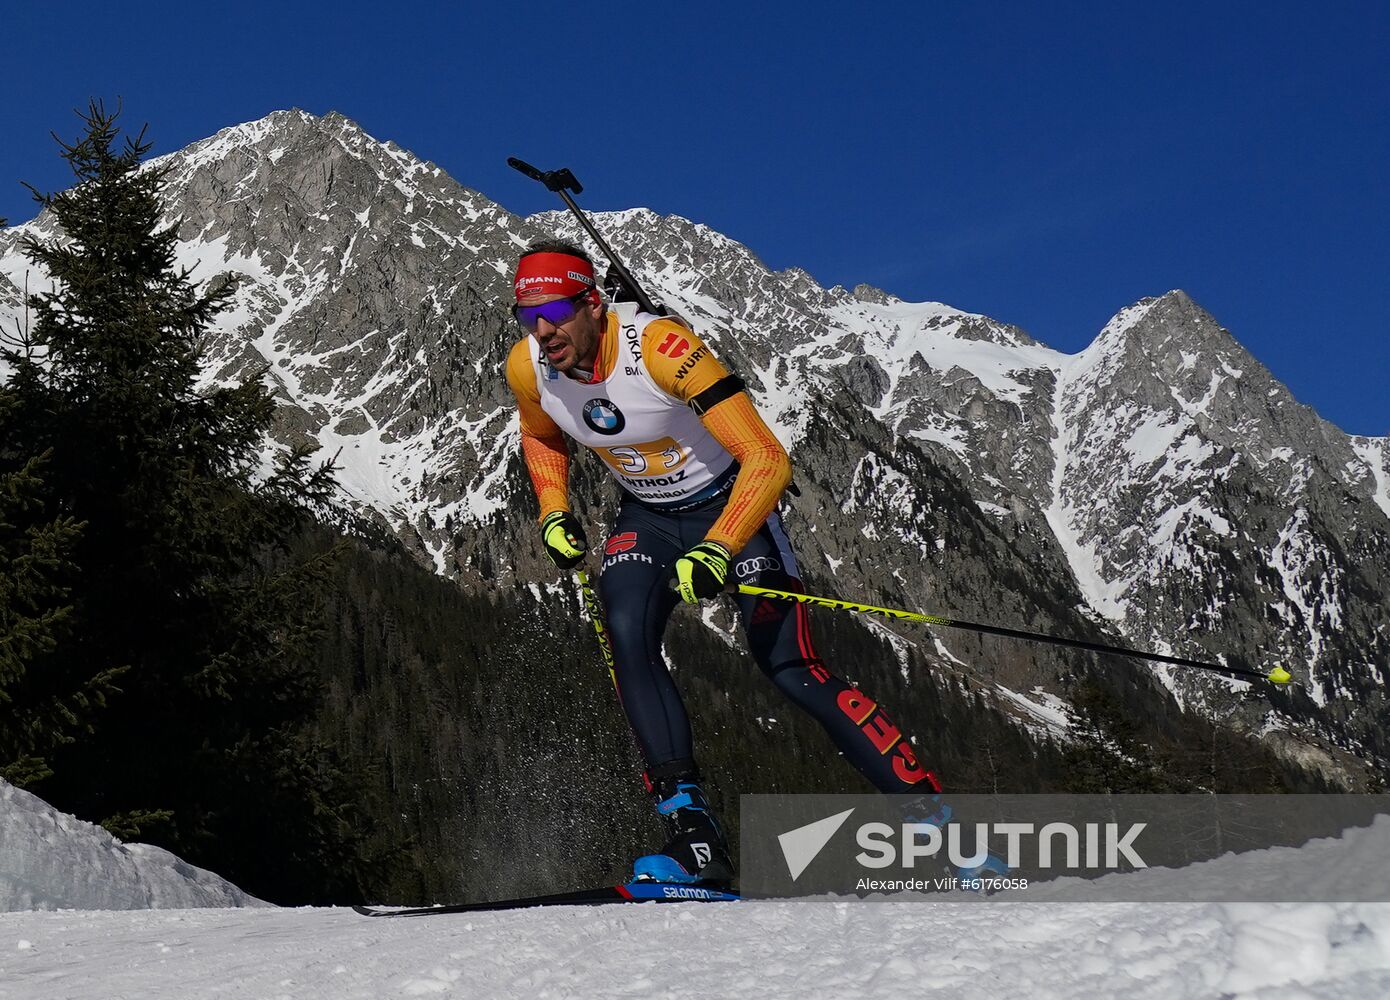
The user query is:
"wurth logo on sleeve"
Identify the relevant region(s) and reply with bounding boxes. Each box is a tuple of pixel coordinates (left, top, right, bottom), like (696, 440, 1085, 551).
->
(655, 331, 692, 358)
(673, 347, 710, 381)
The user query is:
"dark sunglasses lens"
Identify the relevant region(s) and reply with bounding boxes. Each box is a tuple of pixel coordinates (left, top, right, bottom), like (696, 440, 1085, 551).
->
(514, 293, 585, 331)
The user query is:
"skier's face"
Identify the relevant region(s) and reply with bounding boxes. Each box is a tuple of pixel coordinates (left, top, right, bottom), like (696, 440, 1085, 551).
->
(524, 292, 604, 374)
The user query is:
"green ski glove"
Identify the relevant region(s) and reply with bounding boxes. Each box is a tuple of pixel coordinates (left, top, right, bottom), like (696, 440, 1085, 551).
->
(672, 541, 732, 604)
(540, 511, 588, 569)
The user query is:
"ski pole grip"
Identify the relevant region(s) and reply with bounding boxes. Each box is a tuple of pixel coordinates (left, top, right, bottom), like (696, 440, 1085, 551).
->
(507, 155, 652, 309)
(508, 158, 584, 195)
(507, 157, 545, 182)
(548, 168, 583, 194)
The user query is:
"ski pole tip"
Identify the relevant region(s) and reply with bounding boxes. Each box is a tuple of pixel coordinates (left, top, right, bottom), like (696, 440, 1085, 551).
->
(1267, 666, 1293, 686)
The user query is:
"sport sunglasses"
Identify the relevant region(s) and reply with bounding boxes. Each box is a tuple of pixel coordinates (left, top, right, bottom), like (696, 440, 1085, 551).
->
(512, 288, 594, 332)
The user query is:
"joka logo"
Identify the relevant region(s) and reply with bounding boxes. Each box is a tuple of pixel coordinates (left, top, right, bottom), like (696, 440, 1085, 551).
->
(606, 532, 638, 555)
(778, 809, 855, 881)
(582, 398, 626, 435)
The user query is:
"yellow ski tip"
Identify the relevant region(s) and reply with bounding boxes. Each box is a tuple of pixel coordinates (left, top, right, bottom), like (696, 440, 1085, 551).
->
(1267, 666, 1293, 686)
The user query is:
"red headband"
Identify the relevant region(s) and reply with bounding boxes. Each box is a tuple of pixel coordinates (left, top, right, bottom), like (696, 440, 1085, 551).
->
(514, 252, 596, 301)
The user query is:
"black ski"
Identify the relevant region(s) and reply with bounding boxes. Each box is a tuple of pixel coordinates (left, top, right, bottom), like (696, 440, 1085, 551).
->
(353, 880, 739, 917)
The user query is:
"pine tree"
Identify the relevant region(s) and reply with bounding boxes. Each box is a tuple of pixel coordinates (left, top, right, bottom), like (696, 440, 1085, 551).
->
(1060, 681, 1169, 793)
(1, 211, 125, 787)
(0, 383, 126, 786)
(3, 102, 359, 900)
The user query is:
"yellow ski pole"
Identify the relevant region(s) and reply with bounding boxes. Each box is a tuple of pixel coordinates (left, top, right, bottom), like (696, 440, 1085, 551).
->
(576, 570, 618, 690)
(736, 584, 1292, 687)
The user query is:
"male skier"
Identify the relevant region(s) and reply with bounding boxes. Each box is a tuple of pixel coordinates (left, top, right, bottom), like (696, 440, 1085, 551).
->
(505, 241, 939, 885)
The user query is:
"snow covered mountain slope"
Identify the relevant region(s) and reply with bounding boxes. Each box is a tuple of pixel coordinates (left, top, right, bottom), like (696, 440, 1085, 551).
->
(538, 215, 1390, 764)
(1, 109, 1386, 774)
(0, 780, 263, 912)
(2, 782, 1389, 999)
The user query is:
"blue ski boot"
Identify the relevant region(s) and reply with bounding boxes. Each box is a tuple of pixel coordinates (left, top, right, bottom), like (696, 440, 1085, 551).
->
(956, 852, 1010, 882)
(632, 769, 734, 886)
(900, 790, 1010, 891)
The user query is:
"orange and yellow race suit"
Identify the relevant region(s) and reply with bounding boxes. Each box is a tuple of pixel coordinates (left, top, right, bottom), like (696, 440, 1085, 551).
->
(505, 302, 936, 794)
(506, 301, 790, 553)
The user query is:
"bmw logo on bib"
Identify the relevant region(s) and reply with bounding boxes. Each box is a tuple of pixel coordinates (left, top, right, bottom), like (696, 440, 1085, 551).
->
(583, 398, 626, 435)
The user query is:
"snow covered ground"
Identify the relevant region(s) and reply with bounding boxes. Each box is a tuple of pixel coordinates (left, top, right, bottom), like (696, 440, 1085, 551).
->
(3, 779, 1390, 998)
(5, 897, 1390, 999)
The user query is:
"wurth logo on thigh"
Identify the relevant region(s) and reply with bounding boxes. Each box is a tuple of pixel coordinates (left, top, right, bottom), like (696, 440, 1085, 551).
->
(602, 552, 655, 569)
(605, 532, 639, 555)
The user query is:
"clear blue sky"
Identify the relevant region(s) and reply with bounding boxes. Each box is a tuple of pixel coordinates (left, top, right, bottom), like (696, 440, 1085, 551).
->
(5, 2, 1387, 435)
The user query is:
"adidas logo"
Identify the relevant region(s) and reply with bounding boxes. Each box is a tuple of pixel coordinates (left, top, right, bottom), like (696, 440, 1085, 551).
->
(750, 599, 782, 626)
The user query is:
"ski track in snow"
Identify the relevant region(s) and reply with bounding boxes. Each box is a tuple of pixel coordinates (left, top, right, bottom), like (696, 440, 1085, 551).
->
(4, 899, 1390, 1000)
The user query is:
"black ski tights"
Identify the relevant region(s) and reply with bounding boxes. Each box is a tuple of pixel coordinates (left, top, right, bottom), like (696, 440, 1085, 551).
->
(597, 501, 938, 795)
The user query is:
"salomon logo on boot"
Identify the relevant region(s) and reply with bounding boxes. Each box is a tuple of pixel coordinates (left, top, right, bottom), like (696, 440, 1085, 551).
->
(633, 773, 735, 886)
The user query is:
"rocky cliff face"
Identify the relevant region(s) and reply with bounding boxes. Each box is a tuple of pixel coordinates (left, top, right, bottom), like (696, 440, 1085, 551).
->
(3, 109, 1385, 777)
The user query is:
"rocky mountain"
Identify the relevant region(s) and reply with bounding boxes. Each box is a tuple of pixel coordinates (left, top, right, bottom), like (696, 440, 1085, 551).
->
(2, 109, 1386, 781)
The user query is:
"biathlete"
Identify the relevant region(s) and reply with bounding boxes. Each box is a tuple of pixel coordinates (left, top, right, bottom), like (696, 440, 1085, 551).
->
(505, 241, 940, 884)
